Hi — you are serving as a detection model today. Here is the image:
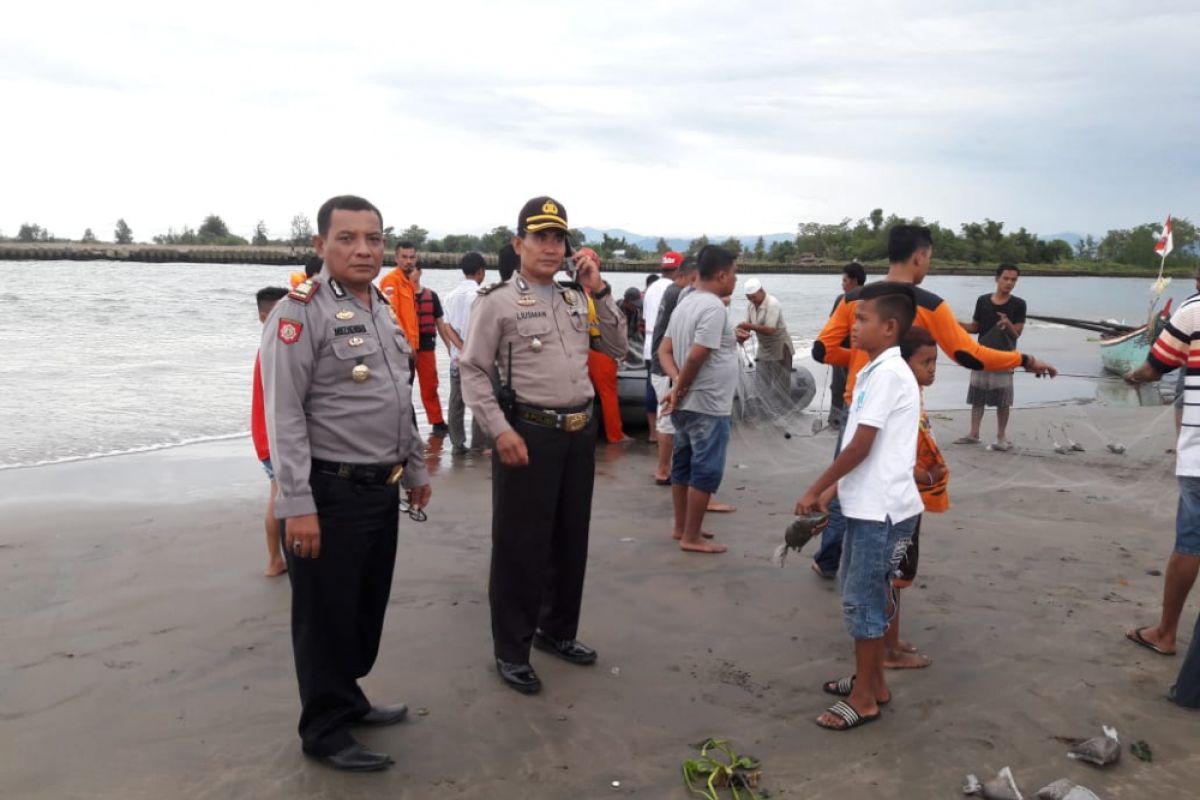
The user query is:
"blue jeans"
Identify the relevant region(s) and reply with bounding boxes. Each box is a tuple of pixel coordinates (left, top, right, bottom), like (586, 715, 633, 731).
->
(838, 514, 919, 640)
(812, 429, 846, 575)
(670, 409, 731, 494)
(1176, 476, 1200, 556)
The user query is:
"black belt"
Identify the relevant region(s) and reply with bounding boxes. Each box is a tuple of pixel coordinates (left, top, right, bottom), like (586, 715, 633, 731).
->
(311, 459, 406, 486)
(514, 402, 592, 433)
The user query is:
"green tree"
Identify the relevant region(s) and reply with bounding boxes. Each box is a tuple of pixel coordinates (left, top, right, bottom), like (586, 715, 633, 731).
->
(625, 243, 647, 260)
(442, 233, 484, 253)
(198, 214, 230, 240)
(686, 234, 709, 255)
(81, 228, 97, 243)
(114, 218, 133, 244)
(252, 221, 269, 246)
(752, 236, 766, 260)
(719, 236, 744, 258)
(17, 223, 50, 242)
(767, 239, 797, 263)
(569, 228, 588, 245)
(1074, 235, 1098, 260)
(399, 225, 428, 248)
(655, 237, 671, 255)
(290, 214, 314, 246)
(869, 208, 884, 232)
(479, 226, 515, 253)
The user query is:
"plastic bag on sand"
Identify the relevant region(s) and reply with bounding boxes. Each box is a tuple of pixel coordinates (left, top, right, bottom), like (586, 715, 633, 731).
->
(963, 766, 1024, 800)
(1036, 779, 1101, 800)
(1067, 726, 1120, 767)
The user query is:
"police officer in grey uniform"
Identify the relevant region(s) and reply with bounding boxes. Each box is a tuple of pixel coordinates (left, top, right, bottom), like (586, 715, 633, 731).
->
(261, 195, 432, 771)
(460, 196, 627, 694)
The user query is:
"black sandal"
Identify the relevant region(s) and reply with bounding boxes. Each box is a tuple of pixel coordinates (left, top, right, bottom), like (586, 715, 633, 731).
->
(816, 700, 881, 731)
(822, 675, 890, 705)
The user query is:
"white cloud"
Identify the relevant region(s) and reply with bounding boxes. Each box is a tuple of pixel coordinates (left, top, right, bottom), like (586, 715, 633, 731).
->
(1, 0, 1196, 242)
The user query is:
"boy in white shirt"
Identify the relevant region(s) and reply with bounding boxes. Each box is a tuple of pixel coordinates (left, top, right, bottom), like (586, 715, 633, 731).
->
(797, 281, 923, 731)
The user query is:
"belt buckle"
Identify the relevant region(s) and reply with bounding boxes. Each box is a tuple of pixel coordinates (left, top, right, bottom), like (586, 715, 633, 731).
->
(336, 463, 353, 479)
(385, 465, 405, 485)
(564, 412, 588, 433)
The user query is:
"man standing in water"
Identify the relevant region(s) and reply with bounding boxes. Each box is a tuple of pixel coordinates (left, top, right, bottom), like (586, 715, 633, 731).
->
(957, 264, 1026, 450)
(460, 196, 626, 695)
(262, 195, 431, 771)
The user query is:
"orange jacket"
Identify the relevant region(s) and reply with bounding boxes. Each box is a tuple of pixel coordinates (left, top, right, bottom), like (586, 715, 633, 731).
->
(813, 284, 1023, 405)
(378, 267, 420, 350)
(915, 401, 949, 512)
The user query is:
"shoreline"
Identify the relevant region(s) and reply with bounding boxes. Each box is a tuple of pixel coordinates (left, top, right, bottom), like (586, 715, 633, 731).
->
(0, 243, 1185, 278)
(2, 404, 1199, 797)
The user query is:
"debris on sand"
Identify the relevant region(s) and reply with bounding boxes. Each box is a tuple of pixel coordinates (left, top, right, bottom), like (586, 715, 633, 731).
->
(1036, 778, 1101, 800)
(1130, 740, 1153, 762)
(682, 738, 765, 800)
(1106, 442, 1126, 455)
(963, 766, 1024, 799)
(1067, 726, 1120, 767)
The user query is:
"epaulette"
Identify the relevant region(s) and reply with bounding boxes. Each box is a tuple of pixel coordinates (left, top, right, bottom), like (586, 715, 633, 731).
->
(288, 278, 321, 304)
(555, 279, 584, 291)
(477, 280, 509, 296)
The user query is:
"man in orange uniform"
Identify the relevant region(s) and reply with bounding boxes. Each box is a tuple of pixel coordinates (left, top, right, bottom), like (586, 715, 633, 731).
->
(809, 224, 1057, 577)
(580, 248, 631, 443)
(378, 241, 420, 351)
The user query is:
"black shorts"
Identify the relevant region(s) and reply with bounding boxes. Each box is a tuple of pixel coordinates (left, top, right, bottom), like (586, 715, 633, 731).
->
(894, 515, 922, 586)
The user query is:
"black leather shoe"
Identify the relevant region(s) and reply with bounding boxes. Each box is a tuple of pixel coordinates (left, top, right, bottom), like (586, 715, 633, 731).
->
(431, 423, 449, 435)
(312, 741, 393, 772)
(495, 659, 542, 694)
(533, 631, 598, 665)
(357, 704, 408, 726)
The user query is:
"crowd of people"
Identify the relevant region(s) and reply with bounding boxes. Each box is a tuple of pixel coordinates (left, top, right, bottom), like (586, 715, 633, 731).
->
(248, 196, 1200, 770)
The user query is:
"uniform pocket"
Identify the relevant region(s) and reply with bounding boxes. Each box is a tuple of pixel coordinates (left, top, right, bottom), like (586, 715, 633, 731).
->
(331, 337, 380, 360)
(393, 332, 413, 355)
(515, 315, 553, 338)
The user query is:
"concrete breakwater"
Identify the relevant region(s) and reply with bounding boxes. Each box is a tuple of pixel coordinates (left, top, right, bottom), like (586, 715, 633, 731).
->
(0, 242, 1177, 277)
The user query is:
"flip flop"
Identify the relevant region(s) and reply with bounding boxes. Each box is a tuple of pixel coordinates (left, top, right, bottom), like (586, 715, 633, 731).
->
(989, 441, 1013, 452)
(822, 675, 890, 705)
(654, 477, 671, 486)
(816, 700, 881, 731)
(953, 436, 981, 445)
(707, 501, 737, 513)
(1127, 627, 1175, 656)
(810, 562, 836, 580)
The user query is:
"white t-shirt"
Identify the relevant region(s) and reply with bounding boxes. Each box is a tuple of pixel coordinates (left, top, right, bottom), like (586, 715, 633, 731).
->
(837, 347, 923, 523)
(443, 278, 481, 363)
(642, 278, 670, 360)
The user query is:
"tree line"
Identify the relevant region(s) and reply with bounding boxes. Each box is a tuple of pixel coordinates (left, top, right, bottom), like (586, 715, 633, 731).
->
(2, 209, 1194, 269)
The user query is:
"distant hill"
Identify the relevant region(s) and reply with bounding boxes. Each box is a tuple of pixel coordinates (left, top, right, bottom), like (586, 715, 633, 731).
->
(577, 227, 795, 253)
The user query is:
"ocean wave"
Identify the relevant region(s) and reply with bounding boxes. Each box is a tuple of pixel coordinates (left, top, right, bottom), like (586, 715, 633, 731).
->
(0, 293, 19, 303)
(0, 431, 251, 471)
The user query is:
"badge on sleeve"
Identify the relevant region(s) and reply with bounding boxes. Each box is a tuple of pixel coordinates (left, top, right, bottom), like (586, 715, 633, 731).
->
(278, 318, 303, 344)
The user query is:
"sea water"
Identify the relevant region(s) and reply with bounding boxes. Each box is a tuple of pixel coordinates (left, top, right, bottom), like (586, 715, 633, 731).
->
(0, 261, 1187, 468)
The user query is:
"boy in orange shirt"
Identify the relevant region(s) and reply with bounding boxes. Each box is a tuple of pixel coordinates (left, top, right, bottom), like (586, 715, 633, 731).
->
(885, 325, 948, 668)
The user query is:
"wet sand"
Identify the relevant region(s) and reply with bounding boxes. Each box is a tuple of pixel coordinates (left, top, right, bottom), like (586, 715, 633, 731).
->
(2, 404, 1199, 798)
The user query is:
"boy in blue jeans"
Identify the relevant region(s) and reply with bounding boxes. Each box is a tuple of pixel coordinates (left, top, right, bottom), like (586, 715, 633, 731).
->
(797, 281, 924, 730)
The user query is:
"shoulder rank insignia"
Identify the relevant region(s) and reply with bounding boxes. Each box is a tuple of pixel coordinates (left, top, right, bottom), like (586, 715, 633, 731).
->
(478, 280, 509, 296)
(288, 278, 321, 304)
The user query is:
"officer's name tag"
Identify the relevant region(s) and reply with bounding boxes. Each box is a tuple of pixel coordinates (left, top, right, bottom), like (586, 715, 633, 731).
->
(516, 310, 547, 321)
(334, 324, 368, 336)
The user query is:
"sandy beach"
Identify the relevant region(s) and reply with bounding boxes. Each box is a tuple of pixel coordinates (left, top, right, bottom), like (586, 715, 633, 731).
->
(2, 404, 1199, 798)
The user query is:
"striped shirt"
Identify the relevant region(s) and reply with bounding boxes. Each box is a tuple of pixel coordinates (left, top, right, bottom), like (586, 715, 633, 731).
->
(1149, 293, 1200, 476)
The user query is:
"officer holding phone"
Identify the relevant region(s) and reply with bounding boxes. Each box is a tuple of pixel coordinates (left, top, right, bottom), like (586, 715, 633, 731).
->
(459, 196, 627, 694)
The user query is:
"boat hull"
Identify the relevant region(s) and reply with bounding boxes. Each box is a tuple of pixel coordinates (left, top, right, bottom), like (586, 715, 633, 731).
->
(1099, 326, 1152, 376)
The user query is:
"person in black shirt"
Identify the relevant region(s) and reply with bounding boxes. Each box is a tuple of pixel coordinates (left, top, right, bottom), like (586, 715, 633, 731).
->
(957, 263, 1026, 450)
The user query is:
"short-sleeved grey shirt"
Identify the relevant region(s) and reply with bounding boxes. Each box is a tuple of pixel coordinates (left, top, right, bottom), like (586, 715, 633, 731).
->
(665, 290, 738, 416)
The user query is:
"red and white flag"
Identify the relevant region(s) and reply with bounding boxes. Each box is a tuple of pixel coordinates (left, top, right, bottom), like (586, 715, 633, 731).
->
(1155, 215, 1174, 259)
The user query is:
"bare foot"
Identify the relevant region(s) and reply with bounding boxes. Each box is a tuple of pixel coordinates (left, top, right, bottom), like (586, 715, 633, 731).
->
(679, 539, 727, 554)
(884, 649, 932, 669)
(894, 640, 919, 654)
(648, 436, 658, 444)
(673, 530, 716, 540)
(706, 500, 736, 513)
(265, 561, 288, 578)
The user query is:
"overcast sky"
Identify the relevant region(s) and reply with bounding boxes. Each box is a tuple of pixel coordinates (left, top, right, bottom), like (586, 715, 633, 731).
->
(2, 0, 1197, 242)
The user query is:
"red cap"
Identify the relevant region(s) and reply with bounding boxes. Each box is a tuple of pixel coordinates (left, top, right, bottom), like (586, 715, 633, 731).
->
(660, 251, 683, 271)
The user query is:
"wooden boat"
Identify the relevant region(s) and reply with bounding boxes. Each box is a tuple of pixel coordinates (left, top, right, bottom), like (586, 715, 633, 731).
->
(1099, 323, 1159, 376)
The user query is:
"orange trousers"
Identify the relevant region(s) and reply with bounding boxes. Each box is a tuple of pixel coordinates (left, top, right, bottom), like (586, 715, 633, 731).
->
(587, 349, 624, 442)
(415, 350, 445, 425)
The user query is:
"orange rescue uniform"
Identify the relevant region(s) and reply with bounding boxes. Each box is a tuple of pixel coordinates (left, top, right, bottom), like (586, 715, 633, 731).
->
(377, 267, 420, 351)
(813, 284, 1024, 406)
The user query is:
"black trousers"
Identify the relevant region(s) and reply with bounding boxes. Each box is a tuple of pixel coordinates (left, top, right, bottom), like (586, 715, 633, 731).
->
(281, 470, 399, 756)
(1173, 610, 1200, 707)
(490, 415, 597, 663)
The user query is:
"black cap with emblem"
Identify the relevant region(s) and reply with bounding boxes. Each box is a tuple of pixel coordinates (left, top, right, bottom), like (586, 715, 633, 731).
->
(517, 196, 574, 256)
